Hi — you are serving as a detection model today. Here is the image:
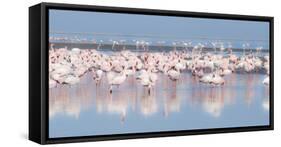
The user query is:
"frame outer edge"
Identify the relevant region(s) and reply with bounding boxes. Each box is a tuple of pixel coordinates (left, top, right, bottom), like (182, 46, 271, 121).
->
(32, 2, 274, 144)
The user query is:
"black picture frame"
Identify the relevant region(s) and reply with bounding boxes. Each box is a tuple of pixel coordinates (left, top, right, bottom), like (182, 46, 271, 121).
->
(29, 2, 274, 144)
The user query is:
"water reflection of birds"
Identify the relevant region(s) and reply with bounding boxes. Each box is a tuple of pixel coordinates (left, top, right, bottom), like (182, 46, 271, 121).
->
(202, 87, 225, 117)
(262, 85, 270, 111)
(107, 93, 128, 124)
(244, 74, 255, 106)
(49, 84, 92, 119)
(49, 72, 268, 120)
(262, 98, 269, 111)
(140, 89, 158, 116)
(163, 83, 181, 117)
(95, 88, 131, 124)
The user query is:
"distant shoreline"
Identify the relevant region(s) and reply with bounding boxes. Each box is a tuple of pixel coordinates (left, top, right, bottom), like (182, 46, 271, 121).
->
(49, 42, 269, 53)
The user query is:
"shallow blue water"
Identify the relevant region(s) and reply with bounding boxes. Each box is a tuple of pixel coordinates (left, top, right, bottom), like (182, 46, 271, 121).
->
(49, 73, 269, 138)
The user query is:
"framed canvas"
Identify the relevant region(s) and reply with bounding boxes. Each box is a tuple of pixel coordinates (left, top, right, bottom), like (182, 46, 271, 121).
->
(29, 2, 274, 144)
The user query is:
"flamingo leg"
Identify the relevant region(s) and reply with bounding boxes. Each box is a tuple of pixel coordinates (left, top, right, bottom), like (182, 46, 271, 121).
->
(109, 85, 113, 93)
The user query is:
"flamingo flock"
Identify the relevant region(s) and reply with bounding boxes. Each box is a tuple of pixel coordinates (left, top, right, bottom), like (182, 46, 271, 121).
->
(49, 43, 270, 94)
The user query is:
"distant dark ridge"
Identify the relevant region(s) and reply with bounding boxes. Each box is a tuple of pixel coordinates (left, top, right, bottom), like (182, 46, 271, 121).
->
(49, 31, 269, 42)
(50, 42, 269, 53)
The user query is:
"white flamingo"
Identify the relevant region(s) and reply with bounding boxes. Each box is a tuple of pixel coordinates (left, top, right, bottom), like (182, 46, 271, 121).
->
(49, 78, 57, 88)
(167, 68, 180, 81)
(210, 74, 225, 85)
(63, 74, 80, 85)
(199, 73, 213, 83)
(107, 70, 127, 93)
(136, 69, 158, 94)
(263, 76, 269, 85)
(93, 69, 103, 85)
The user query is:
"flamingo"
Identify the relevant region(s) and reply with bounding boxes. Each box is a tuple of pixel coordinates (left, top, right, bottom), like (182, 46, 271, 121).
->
(49, 78, 57, 88)
(93, 69, 103, 85)
(167, 68, 180, 81)
(107, 69, 127, 93)
(48, 40, 269, 95)
(136, 69, 158, 94)
(71, 48, 81, 54)
(219, 68, 232, 76)
(112, 40, 119, 50)
(97, 40, 103, 50)
(263, 76, 269, 85)
(210, 73, 225, 85)
(100, 60, 112, 72)
(199, 73, 213, 84)
(50, 73, 66, 84)
(63, 74, 80, 85)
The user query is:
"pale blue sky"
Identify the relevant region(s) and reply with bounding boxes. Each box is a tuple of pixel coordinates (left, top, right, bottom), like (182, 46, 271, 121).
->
(49, 9, 270, 49)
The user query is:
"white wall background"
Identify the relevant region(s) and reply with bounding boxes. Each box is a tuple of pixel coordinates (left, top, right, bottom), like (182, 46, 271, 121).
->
(0, 0, 279, 146)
